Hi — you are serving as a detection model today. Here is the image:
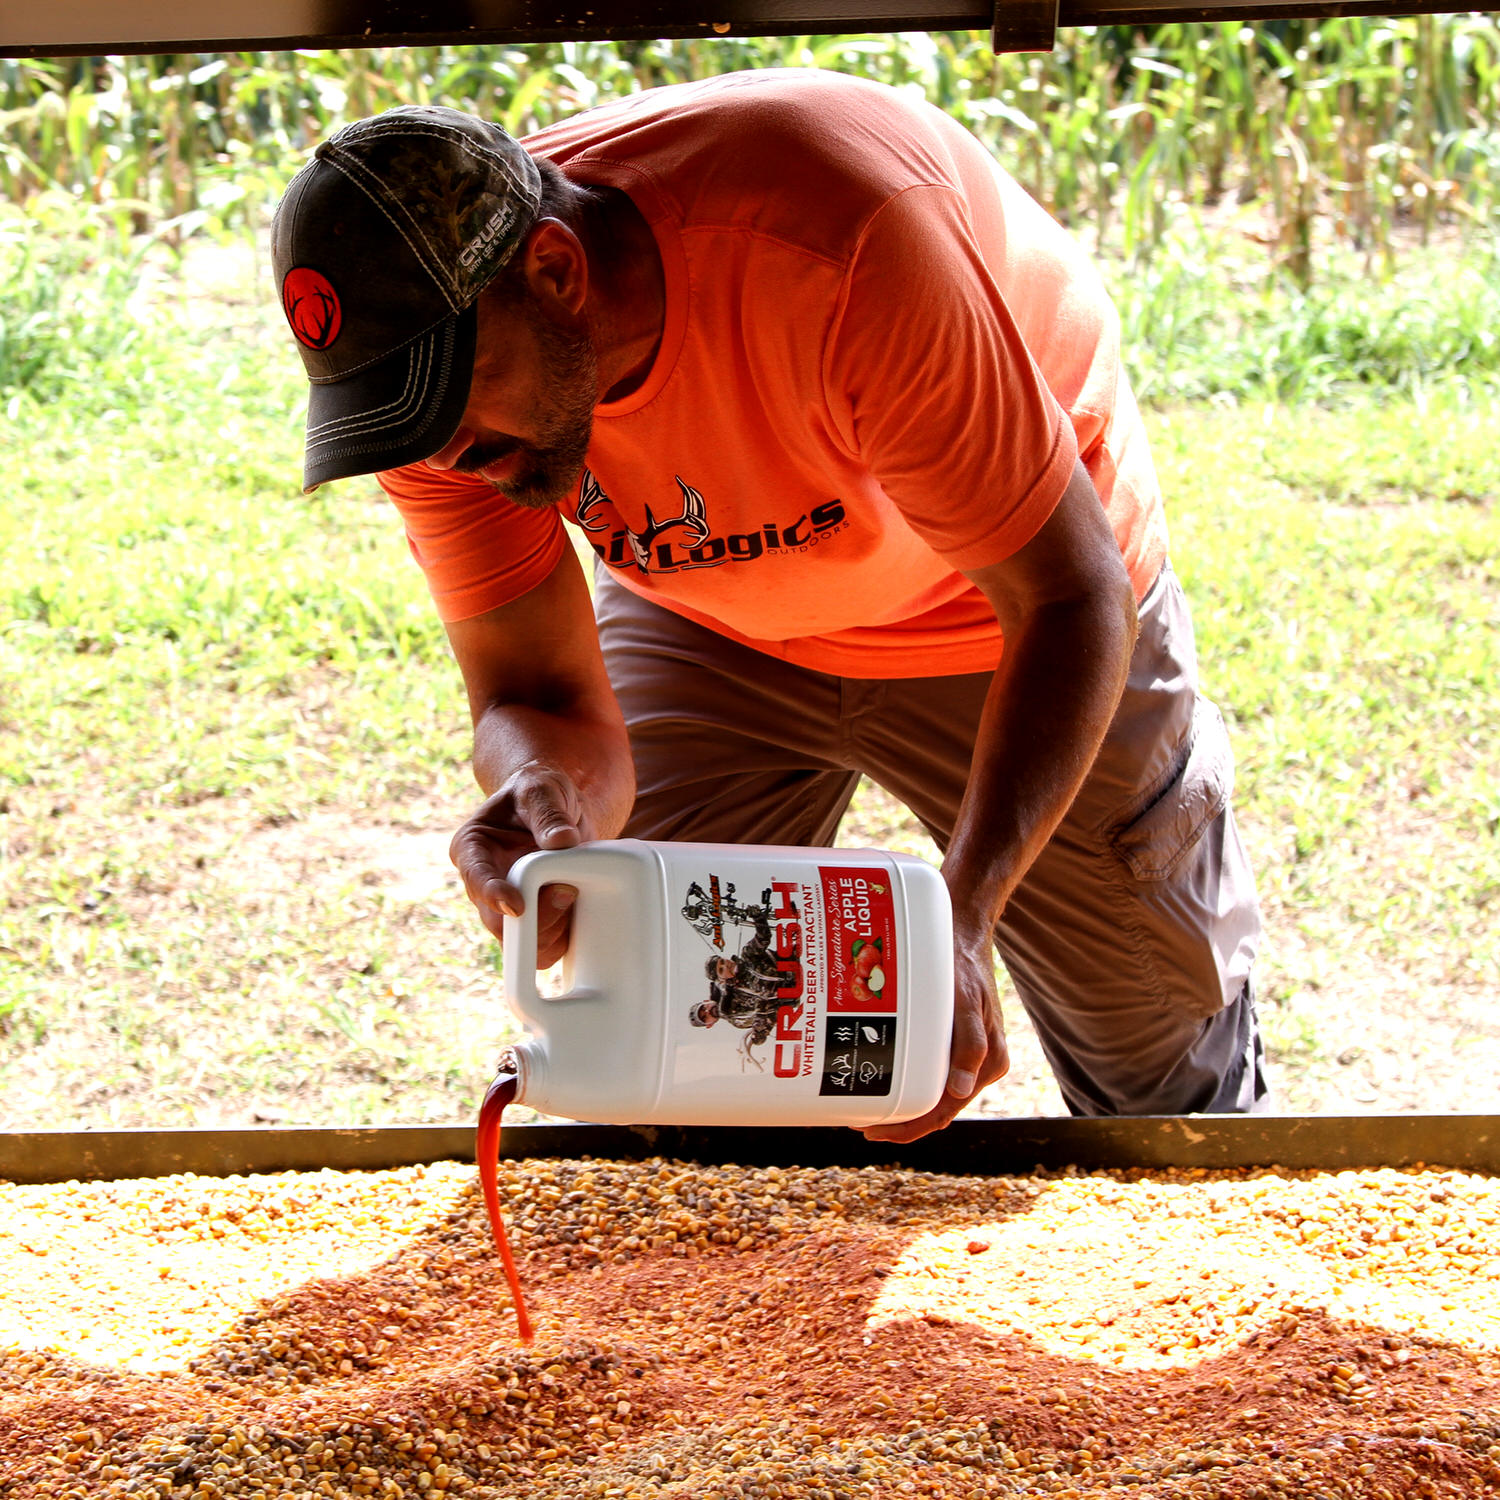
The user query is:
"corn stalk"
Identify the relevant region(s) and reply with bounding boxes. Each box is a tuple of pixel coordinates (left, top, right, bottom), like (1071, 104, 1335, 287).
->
(0, 27, 1495, 279)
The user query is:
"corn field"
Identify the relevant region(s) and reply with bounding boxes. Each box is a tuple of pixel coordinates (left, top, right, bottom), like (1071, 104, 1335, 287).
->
(2, 23, 1499, 275)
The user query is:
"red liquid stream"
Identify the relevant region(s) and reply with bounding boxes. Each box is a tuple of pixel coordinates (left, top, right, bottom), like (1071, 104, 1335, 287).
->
(475, 1072, 534, 1344)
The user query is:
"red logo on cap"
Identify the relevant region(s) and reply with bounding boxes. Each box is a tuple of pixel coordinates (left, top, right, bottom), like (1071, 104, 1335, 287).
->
(282, 267, 342, 350)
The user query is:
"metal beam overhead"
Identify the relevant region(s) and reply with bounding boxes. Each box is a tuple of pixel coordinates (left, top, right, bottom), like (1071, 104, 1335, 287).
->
(0, 1, 1466, 61)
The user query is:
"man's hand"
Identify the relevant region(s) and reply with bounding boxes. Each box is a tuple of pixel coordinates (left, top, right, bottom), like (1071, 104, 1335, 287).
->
(449, 762, 587, 966)
(862, 926, 1009, 1144)
(439, 550, 637, 971)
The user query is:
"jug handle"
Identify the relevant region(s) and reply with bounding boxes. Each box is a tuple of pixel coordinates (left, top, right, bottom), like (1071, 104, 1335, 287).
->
(502, 844, 635, 1007)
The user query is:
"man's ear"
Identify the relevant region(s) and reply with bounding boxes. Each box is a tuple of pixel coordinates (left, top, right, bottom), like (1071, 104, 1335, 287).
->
(520, 219, 589, 319)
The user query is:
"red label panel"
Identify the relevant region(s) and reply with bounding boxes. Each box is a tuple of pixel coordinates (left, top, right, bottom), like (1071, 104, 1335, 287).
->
(820, 867, 898, 1014)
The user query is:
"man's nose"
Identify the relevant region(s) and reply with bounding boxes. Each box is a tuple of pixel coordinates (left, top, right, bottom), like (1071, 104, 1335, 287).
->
(424, 425, 475, 471)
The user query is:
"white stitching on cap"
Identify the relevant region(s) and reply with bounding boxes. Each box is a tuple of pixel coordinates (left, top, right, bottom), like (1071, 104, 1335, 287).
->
(305, 338, 436, 450)
(305, 342, 424, 439)
(329, 154, 459, 314)
(307, 338, 457, 465)
(306, 345, 429, 447)
(327, 120, 541, 307)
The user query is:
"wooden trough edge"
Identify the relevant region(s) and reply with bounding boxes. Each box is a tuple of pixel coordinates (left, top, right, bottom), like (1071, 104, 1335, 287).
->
(1, 1114, 1496, 1185)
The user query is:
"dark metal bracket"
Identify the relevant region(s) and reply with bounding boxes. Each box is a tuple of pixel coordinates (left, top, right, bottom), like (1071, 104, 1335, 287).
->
(992, 0, 1059, 54)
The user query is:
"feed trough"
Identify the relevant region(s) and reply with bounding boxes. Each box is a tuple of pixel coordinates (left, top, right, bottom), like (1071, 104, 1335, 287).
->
(4, 1116, 1499, 1497)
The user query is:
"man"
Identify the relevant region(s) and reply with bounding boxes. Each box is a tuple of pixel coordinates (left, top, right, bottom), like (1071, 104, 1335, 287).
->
(704, 899, 795, 1007)
(271, 69, 1267, 1140)
(690, 983, 794, 1050)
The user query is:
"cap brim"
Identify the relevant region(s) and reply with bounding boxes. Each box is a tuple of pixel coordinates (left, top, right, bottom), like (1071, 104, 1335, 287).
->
(300, 305, 477, 491)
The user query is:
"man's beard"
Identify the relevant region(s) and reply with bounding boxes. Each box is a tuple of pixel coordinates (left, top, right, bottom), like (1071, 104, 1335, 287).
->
(457, 310, 598, 509)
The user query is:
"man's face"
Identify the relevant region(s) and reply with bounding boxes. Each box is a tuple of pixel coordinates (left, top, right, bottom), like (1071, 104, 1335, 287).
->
(424, 287, 598, 509)
(713, 957, 738, 983)
(698, 1000, 721, 1027)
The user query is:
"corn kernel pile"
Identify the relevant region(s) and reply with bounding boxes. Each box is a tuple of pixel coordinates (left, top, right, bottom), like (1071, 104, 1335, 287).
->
(2, 1156, 1499, 1498)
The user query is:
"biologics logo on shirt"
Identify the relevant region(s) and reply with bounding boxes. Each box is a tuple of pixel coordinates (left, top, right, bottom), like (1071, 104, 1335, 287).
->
(575, 468, 847, 574)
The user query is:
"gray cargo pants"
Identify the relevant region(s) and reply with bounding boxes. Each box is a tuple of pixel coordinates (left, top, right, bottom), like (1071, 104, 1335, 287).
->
(595, 561, 1269, 1117)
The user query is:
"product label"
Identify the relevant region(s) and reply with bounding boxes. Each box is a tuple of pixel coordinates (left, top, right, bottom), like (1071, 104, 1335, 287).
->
(821, 1015, 898, 1096)
(818, 868, 900, 1096)
(822, 868, 898, 1014)
(671, 857, 900, 1100)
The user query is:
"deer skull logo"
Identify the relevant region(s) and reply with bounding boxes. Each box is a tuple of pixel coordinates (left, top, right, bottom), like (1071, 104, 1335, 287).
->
(578, 470, 711, 573)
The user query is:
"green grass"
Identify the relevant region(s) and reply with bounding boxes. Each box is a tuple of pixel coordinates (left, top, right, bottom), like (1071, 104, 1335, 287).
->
(1160, 396, 1500, 926)
(0, 227, 1497, 1127)
(0, 254, 494, 1127)
(1154, 396, 1500, 1097)
(1112, 222, 1500, 404)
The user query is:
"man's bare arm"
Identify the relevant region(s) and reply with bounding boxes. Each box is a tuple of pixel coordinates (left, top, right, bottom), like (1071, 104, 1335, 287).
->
(866, 459, 1137, 1143)
(444, 546, 636, 965)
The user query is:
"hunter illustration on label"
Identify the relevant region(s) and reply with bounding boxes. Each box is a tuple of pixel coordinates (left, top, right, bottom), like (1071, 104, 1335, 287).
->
(488, 838, 953, 1129)
(688, 885, 799, 1051)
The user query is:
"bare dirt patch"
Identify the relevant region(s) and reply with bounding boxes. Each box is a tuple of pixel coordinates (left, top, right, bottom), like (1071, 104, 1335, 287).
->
(0, 789, 505, 1131)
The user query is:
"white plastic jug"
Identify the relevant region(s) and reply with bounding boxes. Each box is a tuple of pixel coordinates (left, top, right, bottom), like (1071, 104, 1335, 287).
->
(500, 838, 954, 1127)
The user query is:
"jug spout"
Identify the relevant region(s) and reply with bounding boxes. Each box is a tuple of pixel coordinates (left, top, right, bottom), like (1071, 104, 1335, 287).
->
(498, 1041, 544, 1106)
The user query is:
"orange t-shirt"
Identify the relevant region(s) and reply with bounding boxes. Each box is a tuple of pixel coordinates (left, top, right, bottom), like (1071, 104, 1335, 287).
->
(379, 69, 1167, 679)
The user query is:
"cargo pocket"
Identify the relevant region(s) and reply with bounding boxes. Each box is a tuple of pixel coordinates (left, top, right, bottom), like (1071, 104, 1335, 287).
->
(1110, 697, 1233, 882)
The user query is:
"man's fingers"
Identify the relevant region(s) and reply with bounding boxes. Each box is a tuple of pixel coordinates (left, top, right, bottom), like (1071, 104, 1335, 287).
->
(863, 960, 1009, 1144)
(535, 885, 577, 953)
(516, 772, 585, 849)
(944, 989, 991, 1099)
(473, 901, 507, 943)
(985, 1027, 1012, 1085)
(863, 1096, 962, 1145)
(866, 1044, 998, 1144)
(451, 828, 523, 915)
(446, 766, 588, 967)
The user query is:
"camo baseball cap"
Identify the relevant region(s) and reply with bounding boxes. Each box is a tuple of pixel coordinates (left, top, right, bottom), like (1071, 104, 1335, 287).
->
(272, 106, 543, 492)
